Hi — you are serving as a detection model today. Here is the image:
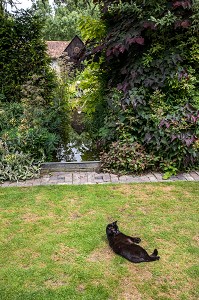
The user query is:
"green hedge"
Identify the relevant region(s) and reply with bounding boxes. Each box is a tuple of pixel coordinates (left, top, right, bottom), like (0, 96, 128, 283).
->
(0, 8, 69, 181)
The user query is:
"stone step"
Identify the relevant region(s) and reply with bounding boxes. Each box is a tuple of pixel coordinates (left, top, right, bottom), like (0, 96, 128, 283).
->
(41, 161, 101, 174)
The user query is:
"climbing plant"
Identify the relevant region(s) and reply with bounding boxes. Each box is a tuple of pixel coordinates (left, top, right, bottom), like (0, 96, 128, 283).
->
(83, 0, 199, 173)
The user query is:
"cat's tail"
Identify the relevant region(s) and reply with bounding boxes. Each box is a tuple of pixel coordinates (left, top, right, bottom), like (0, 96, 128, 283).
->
(149, 249, 160, 261)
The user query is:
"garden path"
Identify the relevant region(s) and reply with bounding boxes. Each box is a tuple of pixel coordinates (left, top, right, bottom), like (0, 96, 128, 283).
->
(1, 171, 199, 187)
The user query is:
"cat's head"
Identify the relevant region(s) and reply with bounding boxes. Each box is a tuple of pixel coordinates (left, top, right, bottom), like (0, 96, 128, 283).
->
(106, 221, 119, 237)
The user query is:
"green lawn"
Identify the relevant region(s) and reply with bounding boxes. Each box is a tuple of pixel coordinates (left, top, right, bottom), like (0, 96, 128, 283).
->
(0, 182, 198, 300)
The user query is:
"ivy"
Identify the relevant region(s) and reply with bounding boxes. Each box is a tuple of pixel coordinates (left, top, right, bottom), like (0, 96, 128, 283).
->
(84, 0, 199, 173)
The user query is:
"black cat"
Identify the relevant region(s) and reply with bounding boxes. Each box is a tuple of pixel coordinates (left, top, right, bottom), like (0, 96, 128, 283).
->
(106, 221, 160, 263)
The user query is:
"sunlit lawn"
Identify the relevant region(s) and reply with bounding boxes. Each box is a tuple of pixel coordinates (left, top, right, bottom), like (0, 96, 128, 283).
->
(0, 182, 198, 300)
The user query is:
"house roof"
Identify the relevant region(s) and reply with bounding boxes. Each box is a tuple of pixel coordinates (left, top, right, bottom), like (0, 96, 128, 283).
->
(46, 41, 70, 59)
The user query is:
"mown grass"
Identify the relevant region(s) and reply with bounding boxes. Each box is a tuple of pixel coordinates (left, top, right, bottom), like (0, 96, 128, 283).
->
(0, 182, 198, 300)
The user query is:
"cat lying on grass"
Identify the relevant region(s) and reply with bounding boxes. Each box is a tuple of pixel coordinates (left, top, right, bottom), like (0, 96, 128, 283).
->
(106, 221, 160, 263)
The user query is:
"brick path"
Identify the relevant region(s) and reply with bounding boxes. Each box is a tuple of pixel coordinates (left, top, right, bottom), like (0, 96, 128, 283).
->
(1, 171, 199, 187)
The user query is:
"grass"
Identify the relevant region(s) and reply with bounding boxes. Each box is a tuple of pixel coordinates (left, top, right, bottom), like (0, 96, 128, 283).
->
(0, 182, 198, 300)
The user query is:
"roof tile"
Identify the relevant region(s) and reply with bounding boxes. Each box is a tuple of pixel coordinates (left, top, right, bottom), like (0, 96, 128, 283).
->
(46, 41, 70, 59)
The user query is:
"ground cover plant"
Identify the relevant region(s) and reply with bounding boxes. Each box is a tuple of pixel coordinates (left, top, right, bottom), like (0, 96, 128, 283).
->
(0, 182, 198, 299)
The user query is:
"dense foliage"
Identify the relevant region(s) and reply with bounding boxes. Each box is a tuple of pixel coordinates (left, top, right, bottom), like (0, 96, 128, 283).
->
(83, 0, 199, 174)
(0, 9, 54, 102)
(38, 0, 100, 41)
(0, 6, 69, 181)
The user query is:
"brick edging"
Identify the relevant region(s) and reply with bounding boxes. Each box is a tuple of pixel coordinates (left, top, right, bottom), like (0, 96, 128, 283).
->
(1, 171, 199, 187)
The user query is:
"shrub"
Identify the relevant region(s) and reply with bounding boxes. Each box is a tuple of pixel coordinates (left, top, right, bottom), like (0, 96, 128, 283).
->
(100, 139, 156, 174)
(1, 128, 59, 161)
(0, 102, 23, 132)
(0, 141, 42, 182)
(0, 73, 65, 162)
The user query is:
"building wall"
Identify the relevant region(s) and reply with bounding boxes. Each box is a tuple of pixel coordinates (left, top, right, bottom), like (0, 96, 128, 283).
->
(63, 36, 85, 61)
(50, 59, 61, 74)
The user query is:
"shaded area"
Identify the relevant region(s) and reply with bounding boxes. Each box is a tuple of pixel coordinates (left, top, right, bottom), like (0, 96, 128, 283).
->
(55, 131, 99, 163)
(53, 108, 99, 162)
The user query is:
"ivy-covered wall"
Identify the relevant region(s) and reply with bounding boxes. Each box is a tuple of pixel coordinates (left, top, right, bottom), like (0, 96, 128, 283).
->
(86, 0, 199, 174)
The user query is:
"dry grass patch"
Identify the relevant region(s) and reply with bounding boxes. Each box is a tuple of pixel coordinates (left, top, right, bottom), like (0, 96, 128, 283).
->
(118, 277, 142, 300)
(14, 249, 41, 269)
(21, 212, 56, 223)
(51, 243, 79, 263)
(54, 227, 68, 235)
(35, 193, 45, 203)
(62, 197, 80, 205)
(16, 248, 40, 259)
(108, 184, 134, 197)
(127, 265, 152, 281)
(87, 245, 113, 262)
(193, 235, 199, 244)
(77, 284, 86, 293)
(24, 281, 37, 291)
(44, 273, 69, 289)
(69, 211, 81, 220)
(132, 184, 176, 200)
(118, 203, 131, 213)
(108, 183, 175, 201)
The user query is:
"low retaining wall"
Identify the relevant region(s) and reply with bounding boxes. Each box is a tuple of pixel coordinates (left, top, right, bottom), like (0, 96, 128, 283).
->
(41, 161, 101, 174)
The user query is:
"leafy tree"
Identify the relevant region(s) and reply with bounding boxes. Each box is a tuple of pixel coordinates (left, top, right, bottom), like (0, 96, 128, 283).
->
(0, 7, 54, 102)
(38, 0, 100, 41)
(0, 0, 14, 11)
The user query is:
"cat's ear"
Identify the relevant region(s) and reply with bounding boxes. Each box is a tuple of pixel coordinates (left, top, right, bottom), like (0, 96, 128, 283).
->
(113, 220, 117, 225)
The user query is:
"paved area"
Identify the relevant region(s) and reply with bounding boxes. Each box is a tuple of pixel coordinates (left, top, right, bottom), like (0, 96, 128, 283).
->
(1, 171, 199, 187)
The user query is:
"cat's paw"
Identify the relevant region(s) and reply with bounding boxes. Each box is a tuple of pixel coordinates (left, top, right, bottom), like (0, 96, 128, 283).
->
(133, 237, 141, 243)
